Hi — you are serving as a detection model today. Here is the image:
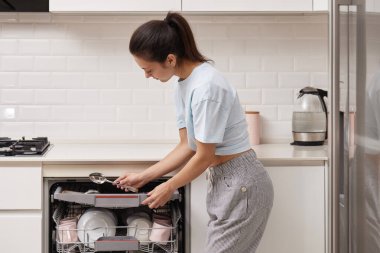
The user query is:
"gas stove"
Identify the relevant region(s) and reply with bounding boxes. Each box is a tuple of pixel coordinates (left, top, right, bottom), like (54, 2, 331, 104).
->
(0, 137, 50, 156)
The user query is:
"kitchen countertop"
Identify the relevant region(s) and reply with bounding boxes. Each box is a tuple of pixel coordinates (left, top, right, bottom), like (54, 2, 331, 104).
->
(0, 143, 328, 166)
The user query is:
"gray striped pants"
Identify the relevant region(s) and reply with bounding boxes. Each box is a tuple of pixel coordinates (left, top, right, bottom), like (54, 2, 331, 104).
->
(205, 149, 274, 253)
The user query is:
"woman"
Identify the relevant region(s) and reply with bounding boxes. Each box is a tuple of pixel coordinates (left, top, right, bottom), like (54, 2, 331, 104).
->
(114, 12, 274, 253)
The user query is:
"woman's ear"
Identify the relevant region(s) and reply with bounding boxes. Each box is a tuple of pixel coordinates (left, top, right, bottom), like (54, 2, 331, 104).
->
(167, 54, 177, 67)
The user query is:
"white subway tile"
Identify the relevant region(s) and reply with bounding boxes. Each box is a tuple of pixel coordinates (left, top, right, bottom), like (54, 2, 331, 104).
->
(51, 73, 83, 88)
(117, 73, 148, 89)
(52, 106, 83, 121)
(237, 89, 261, 105)
(212, 40, 245, 55)
(0, 40, 17, 55)
(227, 24, 260, 38)
(246, 105, 278, 121)
(259, 23, 294, 38)
(18, 13, 51, 23)
(278, 105, 296, 120)
(148, 76, 177, 89)
(194, 24, 228, 39)
(165, 90, 175, 105)
(1, 89, 34, 104)
(262, 56, 294, 72)
(133, 89, 165, 105)
(66, 24, 101, 39)
(132, 122, 165, 140)
(310, 72, 329, 88)
(35, 122, 67, 138)
(35, 89, 66, 104)
(246, 72, 277, 88)
(262, 89, 294, 105)
(0, 72, 17, 87)
(2, 56, 34, 71)
(99, 123, 132, 139)
(2, 24, 34, 38)
(308, 39, 328, 56)
(99, 56, 133, 72)
(245, 39, 278, 56)
(223, 72, 246, 89)
(51, 40, 82, 55)
(84, 105, 116, 121)
(100, 90, 132, 105)
(197, 40, 213, 55)
(83, 40, 116, 56)
(164, 122, 180, 140)
(34, 24, 66, 39)
(100, 24, 132, 38)
(278, 72, 310, 88)
(294, 23, 328, 38)
(294, 56, 328, 72)
(19, 106, 50, 121)
(230, 56, 260, 72)
(277, 39, 310, 56)
(149, 106, 176, 121)
(19, 39, 50, 55)
(67, 90, 99, 104)
(1, 122, 35, 137)
(0, 13, 17, 23)
(117, 106, 148, 122)
(67, 123, 99, 139)
(35, 56, 66, 71)
(0, 106, 17, 120)
(67, 56, 98, 72)
(51, 15, 84, 23)
(84, 73, 116, 89)
(19, 72, 51, 88)
(211, 57, 229, 72)
(261, 120, 292, 141)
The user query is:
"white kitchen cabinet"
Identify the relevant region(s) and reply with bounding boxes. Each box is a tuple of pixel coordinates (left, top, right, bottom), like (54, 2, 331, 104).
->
(313, 0, 328, 11)
(0, 212, 42, 253)
(0, 164, 42, 210)
(182, 0, 312, 12)
(50, 0, 181, 12)
(190, 164, 326, 253)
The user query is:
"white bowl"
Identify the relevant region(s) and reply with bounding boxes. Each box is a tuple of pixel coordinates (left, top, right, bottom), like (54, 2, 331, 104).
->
(127, 217, 152, 243)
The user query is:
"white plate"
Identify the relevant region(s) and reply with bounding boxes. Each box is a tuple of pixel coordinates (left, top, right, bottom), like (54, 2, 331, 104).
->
(77, 208, 117, 248)
(127, 217, 152, 243)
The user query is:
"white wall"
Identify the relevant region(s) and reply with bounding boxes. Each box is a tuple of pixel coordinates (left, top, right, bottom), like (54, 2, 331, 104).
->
(0, 13, 328, 143)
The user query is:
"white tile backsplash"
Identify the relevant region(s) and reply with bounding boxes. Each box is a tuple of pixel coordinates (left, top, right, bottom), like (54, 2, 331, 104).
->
(0, 13, 329, 143)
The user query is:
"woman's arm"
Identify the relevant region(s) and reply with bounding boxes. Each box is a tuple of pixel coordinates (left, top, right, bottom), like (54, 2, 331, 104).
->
(142, 139, 215, 208)
(115, 128, 195, 189)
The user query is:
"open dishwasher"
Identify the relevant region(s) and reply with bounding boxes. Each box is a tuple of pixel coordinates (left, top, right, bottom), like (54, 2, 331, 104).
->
(45, 178, 184, 253)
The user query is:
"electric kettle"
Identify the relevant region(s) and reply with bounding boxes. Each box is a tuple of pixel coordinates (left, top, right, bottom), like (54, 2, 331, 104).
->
(292, 86, 328, 146)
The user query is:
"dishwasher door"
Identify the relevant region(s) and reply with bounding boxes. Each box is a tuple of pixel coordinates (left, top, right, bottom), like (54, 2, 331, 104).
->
(44, 178, 184, 253)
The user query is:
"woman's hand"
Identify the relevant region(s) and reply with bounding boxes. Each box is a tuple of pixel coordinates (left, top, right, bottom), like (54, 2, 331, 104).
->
(113, 172, 147, 192)
(141, 181, 176, 209)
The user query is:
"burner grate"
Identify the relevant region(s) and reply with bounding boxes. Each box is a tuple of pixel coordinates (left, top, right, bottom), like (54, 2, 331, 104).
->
(0, 137, 50, 156)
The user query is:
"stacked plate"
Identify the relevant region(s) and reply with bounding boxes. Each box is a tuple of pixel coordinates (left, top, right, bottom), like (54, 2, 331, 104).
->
(77, 208, 117, 248)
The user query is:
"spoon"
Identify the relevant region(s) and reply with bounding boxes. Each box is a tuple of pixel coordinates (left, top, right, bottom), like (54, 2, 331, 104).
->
(89, 172, 138, 193)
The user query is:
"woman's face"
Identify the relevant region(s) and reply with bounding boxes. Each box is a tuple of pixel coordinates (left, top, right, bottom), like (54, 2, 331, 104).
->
(133, 55, 176, 82)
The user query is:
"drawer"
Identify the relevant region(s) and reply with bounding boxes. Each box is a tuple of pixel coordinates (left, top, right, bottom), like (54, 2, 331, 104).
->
(0, 165, 42, 210)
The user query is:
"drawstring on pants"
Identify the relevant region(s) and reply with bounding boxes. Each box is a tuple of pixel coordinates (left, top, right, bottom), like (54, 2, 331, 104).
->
(206, 167, 214, 193)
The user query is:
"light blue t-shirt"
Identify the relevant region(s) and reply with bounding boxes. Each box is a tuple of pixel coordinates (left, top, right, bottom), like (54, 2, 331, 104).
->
(174, 62, 251, 155)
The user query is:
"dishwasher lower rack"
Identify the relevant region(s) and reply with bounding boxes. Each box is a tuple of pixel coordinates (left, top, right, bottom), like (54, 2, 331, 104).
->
(53, 202, 182, 253)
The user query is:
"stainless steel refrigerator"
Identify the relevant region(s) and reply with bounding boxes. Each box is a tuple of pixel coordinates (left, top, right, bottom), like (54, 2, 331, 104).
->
(331, 0, 380, 253)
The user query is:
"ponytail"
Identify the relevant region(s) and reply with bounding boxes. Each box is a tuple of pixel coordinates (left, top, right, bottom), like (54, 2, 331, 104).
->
(129, 12, 210, 64)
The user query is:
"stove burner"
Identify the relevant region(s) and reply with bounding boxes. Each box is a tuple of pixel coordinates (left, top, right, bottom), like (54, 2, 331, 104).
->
(0, 137, 50, 156)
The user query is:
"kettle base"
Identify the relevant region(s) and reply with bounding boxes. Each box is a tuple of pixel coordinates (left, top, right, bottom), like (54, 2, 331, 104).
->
(291, 140, 325, 146)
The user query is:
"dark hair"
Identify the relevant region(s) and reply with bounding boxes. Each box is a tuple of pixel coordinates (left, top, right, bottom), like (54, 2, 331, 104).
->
(129, 12, 210, 64)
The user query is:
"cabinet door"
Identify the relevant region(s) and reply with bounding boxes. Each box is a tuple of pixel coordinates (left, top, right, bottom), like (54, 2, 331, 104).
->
(190, 166, 326, 253)
(256, 166, 325, 253)
(0, 212, 42, 253)
(0, 166, 42, 210)
(182, 0, 312, 12)
(313, 0, 328, 11)
(50, 0, 181, 12)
